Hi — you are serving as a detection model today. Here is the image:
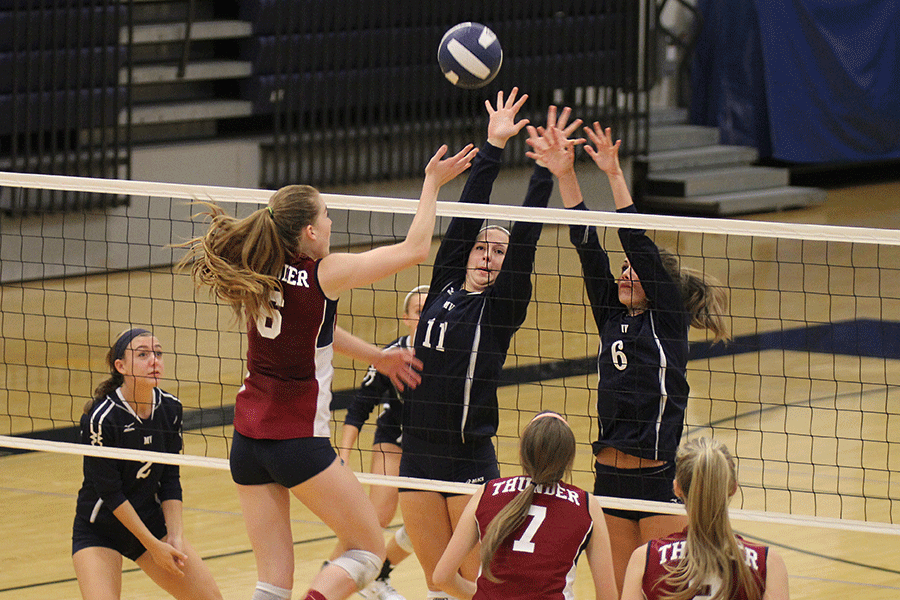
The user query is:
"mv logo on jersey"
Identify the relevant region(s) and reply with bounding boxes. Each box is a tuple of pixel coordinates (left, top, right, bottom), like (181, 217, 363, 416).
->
(621, 324, 629, 333)
(143, 435, 153, 445)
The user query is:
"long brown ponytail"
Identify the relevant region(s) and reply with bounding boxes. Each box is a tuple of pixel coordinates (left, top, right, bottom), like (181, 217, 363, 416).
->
(176, 185, 320, 326)
(480, 412, 576, 582)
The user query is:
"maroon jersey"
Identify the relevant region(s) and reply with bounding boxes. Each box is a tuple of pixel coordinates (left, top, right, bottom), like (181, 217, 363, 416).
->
(642, 529, 768, 600)
(474, 476, 594, 600)
(234, 255, 337, 439)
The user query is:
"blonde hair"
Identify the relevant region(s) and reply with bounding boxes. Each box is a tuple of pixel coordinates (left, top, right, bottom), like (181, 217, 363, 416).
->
(478, 224, 511, 238)
(661, 438, 762, 600)
(176, 185, 320, 327)
(402, 285, 429, 314)
(480, 412, 576, 582)
(659, 250, 731, 343)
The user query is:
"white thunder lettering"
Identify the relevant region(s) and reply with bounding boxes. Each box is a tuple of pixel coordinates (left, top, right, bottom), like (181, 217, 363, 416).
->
(280, 264, 310, 288)
(658, 540, 687, 564)
(489, 477, 580, 506)
(656, 540, 760, 571)
(743, 546, 759, 570)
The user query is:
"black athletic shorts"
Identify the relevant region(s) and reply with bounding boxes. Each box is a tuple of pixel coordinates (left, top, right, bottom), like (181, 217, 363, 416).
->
(593, 460, 681, 521)
(72, 509, 166, 561)
(230, 430, 337, 488)
(398, 434, 499, 497)
(372, 422, 402, 447)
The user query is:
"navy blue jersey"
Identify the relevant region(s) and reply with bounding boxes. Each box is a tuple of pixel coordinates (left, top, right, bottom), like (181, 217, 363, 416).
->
(75, 387, 183, 527)
(343, 335, 408, 443)
(569, 204, 690, 462)
(404, 143, 552, 445)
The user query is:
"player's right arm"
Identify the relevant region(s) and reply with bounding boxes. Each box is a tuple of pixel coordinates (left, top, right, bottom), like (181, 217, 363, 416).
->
(112, 500, 187, 576)
(318, 143, 476, 299)
(433, 486, 483, 600)
(762, 549, 790, 600)
(586, 494, 619, 600)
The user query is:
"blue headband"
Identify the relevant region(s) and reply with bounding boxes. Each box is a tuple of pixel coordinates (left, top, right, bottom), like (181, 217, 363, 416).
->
(113, 328, 152, 360)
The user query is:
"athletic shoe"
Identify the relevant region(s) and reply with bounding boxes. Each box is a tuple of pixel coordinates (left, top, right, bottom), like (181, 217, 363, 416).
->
(359, 579, 406, 600)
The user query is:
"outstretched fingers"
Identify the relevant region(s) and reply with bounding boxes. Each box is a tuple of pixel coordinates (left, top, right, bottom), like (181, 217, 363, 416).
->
(583, 122, 622, 174)
(426, 143, 478, 185)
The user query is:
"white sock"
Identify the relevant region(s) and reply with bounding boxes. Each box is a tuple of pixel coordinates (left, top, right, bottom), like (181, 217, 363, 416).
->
(252, 581, 292, 600)
(394, 525, 414, 554)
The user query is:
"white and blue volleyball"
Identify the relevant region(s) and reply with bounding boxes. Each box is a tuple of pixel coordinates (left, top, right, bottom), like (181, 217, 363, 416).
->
(437, 22, 502, 89)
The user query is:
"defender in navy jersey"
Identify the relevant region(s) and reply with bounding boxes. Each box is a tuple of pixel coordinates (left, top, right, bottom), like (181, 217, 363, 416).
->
(399, 91, 588, 598)
(336, 286, 428, 600)
(72, 328, 222, 600)
(433, 412, 617, 600)
(620, 438, 788, 600)
(526, 123, 731, 591)
(181, 145, 476, 600)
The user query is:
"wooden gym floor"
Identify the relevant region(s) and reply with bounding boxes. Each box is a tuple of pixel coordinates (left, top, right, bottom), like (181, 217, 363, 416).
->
(2, 178, 900, 599)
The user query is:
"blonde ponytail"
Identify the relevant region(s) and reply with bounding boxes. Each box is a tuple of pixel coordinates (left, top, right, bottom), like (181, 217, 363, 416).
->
(659, 250, 731, 343)
(661, 438, 762, 600)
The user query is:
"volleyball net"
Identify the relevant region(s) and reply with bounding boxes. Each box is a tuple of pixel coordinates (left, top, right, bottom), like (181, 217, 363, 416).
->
(1, 170, 899, 536)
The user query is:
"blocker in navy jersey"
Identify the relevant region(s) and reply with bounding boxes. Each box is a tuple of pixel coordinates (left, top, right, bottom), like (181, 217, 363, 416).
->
(74, 387, 182, 533)
(235, 254, 337, 440)
(568, 203, 690, 463)
(642, 529, 768, 600)
(474, 476, 593, 600)
(343, 335, 409, 446)
(403, 142, 552, 448)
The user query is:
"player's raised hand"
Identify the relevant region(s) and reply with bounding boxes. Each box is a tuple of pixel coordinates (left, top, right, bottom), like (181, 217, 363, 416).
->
(526, 124, 583, 177)
(374, 346, 423, 392)
(584, 122, 623, 177)
(424, 143, 478, 188)
(545, 105, 584, 141)
(486, 87, 530, 148)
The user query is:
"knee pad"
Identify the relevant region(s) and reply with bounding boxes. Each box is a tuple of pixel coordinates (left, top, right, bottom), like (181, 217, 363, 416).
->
(394, 525, 414, 554)
(330, 549, 382, 589)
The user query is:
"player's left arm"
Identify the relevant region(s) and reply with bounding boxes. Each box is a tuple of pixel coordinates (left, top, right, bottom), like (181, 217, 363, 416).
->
(490, 164, 553, 328)
(762, 549, 790, 600)
(334, 326, 422, 391)
(618, 545, 647, 600)
(433, 486, 483, 600)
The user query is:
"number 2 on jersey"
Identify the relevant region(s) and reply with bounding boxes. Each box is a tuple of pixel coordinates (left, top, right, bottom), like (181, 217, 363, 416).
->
(511, 504, 547, 553)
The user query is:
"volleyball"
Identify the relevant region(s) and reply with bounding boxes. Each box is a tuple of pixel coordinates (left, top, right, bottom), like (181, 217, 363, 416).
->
(437, 22, 503, 89)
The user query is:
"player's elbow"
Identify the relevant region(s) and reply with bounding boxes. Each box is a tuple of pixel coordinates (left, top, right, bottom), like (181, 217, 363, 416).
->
(431, 562, 453, 591)
(406, 240, 431, 265)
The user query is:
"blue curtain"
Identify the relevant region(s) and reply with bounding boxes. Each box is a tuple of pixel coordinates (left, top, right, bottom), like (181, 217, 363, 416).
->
(692, 0, 900, 163)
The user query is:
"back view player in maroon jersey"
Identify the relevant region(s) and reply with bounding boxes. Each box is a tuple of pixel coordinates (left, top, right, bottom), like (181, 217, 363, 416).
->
(620, 438, 789, 600)
(179, 143, 477, 600)
(432, 412, 618, 600)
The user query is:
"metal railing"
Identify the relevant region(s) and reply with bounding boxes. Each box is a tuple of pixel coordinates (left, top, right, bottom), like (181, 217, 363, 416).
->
(0, 1, 657, 213)
(0, 0, 133, 215)
(261, 1, 654, 189)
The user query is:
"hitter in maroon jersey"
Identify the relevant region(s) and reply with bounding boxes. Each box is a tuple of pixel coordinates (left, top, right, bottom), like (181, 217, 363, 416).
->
(179, 143, 477, 600)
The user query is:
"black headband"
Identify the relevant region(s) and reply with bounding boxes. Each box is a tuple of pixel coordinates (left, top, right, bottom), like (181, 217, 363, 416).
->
(113, 328, 152, 360)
